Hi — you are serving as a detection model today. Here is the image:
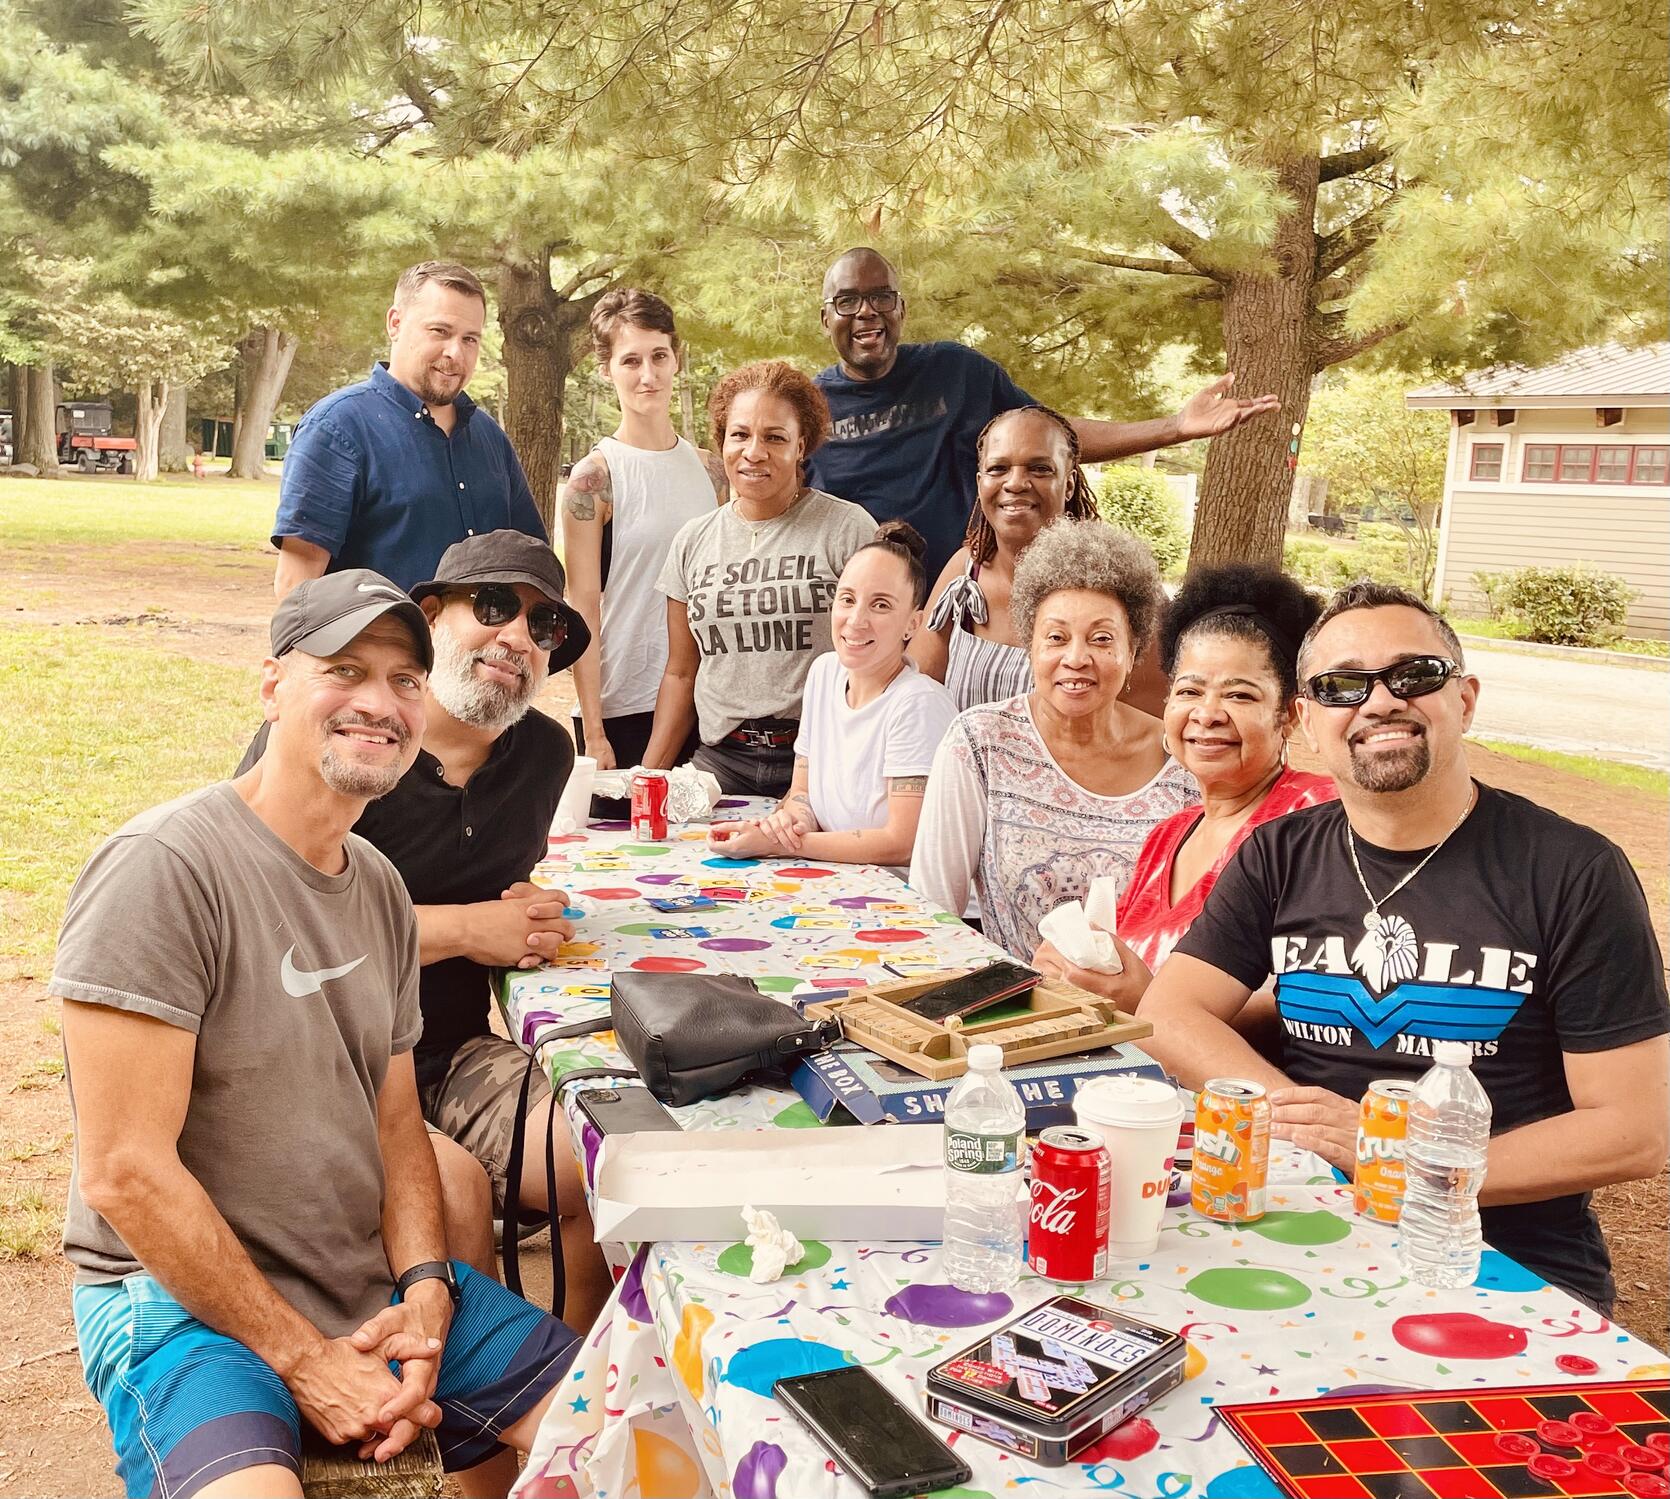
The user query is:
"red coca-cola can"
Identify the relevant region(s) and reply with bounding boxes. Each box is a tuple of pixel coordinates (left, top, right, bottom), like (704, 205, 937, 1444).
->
(630, 771, 669, 840)
(1027, 1127, 1110, 1283)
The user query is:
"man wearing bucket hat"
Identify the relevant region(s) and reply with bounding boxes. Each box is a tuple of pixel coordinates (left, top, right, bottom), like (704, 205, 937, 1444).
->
(241, 531, 609, 1325)
(56, 570, 582, 1499)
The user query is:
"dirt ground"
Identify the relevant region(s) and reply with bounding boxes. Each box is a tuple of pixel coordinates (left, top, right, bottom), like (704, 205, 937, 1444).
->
(2, 524, 1664, 1497)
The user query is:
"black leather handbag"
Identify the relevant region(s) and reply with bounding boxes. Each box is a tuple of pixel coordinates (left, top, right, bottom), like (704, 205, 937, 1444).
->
(609, 971, 843, 1106)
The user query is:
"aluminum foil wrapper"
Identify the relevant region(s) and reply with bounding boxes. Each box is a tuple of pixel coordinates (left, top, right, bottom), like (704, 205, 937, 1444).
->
(592, 765, 723, 823)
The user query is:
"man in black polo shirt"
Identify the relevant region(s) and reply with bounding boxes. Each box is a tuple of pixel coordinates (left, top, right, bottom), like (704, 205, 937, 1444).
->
(242, 532, 610, 1325)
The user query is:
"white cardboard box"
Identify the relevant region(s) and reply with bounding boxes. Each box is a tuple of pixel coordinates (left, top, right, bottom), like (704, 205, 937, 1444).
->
(592, 1125, 947, 1244)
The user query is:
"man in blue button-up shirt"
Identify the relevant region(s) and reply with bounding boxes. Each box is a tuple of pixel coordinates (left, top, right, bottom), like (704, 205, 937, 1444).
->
(272, 261, 549, 597)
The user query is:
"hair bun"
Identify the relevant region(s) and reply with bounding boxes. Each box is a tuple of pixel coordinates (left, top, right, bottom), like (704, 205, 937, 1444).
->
(873, 519, 927, 560)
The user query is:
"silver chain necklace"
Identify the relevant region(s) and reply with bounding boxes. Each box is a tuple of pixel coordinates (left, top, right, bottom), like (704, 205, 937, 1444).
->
(1346, 787, 1477, 931)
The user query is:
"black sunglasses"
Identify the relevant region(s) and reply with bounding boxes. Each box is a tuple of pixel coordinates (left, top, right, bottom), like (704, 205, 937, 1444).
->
(822, 289, 901, 317)
(464, 584, 566, 652)
(1304, 655, 1458, 708)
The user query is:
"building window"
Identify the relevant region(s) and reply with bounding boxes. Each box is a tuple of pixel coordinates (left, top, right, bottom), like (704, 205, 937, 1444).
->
(1522, 445, 1558, 481)
(1595, 446, 1632, 483)
(1469, 444, 1503, 481)
(1634, 447, 1669, 485)
(1557, 446, 1595, 482)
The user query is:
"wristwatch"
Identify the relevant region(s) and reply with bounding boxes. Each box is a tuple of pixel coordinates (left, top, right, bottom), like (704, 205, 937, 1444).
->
(395, 1260, 461, 1308)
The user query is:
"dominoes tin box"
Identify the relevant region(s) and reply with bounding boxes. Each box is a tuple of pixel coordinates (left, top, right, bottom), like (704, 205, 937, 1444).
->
(924, 1295, 1187, 1465)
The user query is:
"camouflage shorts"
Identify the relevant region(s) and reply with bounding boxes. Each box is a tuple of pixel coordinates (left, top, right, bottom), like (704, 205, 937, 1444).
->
(420, 1034, 552, 1218)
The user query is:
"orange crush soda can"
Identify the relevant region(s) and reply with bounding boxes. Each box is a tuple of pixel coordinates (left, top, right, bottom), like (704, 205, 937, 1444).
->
(1191, 1079, 1270, 1222)
(1354, 1079, 1416, 1222)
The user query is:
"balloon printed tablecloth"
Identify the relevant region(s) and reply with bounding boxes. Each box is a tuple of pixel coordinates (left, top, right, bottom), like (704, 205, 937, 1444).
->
(501, 809, 1668, 1499)
(512, 1180, 1667, 1499)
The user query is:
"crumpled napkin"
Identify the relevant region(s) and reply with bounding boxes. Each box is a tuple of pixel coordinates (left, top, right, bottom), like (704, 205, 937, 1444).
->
(1038, 876, 1124, 974)
(740, 1204, 804, 1283)
(590, 765, 724, 824)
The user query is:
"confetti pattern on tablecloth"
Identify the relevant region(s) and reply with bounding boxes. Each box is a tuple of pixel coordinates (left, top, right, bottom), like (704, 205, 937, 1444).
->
(515, 1185, 1667, 1499)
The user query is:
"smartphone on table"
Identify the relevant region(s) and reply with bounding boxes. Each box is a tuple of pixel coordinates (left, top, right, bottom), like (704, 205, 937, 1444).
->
(896, 960, 1038, 1026)
(774, 1366, 972, 1497)
(573, 1086, 682, 1136)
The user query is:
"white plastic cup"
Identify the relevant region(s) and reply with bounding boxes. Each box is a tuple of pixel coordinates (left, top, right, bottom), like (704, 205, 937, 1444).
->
(1073, 1076, 1186, 1259)
(554, 755, 597, 831)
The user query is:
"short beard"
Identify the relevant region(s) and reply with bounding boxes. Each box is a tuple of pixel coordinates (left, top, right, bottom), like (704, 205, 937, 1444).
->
(319, 712, 409, 798)
(1347, 735, 1432, 793)
(430, 624, 543, 731)
(413, 373, 462, 407)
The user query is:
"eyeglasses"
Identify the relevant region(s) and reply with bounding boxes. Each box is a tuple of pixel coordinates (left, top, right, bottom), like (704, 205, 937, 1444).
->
(822, 289, 901, 317)
(1304, 656, 1458, 708)
(464, 584, 566, 652)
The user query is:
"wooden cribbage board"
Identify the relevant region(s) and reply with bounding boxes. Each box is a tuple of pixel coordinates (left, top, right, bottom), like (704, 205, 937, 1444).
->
(803, 969, 1152, 1081)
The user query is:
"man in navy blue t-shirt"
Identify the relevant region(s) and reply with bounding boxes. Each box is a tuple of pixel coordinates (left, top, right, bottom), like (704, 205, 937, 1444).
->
(805, 247, 1279, 573)
(272, 261, 548, 597)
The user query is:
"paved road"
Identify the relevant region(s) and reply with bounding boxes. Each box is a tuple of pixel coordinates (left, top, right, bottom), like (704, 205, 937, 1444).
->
(1465, 642, 1670, 769)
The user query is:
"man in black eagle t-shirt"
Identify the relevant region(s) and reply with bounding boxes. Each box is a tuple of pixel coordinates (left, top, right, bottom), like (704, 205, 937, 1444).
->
(1142, 581, 1668, 1312)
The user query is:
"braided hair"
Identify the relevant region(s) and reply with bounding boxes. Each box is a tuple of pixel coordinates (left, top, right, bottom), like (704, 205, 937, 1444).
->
(963, 404, 1099, 566)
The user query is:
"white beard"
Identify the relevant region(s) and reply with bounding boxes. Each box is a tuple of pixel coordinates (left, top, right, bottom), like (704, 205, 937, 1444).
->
(429, 623, 544, 732)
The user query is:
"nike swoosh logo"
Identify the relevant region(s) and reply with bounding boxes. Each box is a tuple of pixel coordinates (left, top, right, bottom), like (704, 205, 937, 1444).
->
(281, 945, 368, 997)
(356, 583, 405, 598)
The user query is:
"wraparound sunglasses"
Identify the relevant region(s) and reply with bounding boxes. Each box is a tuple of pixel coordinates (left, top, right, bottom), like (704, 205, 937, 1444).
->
(1304, 655, 1458, 707)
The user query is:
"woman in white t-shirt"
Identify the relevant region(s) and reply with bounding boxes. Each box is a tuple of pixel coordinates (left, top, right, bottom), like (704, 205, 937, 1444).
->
(561, 289, 724, 771)
(707, 521, 956, 873)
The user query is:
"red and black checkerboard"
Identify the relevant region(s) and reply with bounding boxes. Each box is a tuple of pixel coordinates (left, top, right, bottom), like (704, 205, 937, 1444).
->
(1220, 1380, 1669, 1499)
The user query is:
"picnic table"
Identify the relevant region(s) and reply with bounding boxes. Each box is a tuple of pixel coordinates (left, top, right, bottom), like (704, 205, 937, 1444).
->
(501, 807, 1669, 1499)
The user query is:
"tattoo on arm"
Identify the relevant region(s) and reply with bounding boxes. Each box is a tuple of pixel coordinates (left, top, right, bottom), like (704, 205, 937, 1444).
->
(888, 775, 930, 796)
(563, 455, 611, 522)
(701, 448, 728, 503)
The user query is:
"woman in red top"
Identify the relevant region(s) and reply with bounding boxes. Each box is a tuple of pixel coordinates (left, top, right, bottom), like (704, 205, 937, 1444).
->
(1034, 563, 1335, 1004)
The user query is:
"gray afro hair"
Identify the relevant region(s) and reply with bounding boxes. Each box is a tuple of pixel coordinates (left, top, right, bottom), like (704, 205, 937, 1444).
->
(1011, 519, 1164, 650)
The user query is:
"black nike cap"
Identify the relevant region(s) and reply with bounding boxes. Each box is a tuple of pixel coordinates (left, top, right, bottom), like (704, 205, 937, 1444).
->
(270, 569, 433, 671)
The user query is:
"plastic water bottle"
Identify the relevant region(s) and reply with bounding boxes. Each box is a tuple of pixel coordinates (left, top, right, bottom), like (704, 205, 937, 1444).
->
(1398, 1041, 1492, 1288)
(943, 1043, 1027, 1293)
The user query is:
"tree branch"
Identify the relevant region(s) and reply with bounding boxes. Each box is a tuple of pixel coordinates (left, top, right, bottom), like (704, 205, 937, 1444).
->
(1313, 313, 1407, 370)
(1315, 195, 1395, 281)
(1065, 247, 1212, 278)
(1153, 213, 1226, 281)
(1318, 144, 1391, 182)
(554, 255, 621, 301)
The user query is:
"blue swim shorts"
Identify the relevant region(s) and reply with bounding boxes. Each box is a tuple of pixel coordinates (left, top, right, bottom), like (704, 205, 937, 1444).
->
(74, 1263, 577, 1499)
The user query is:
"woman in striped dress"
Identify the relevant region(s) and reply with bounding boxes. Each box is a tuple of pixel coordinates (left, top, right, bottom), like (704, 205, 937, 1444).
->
(911, 405, 1166, 715)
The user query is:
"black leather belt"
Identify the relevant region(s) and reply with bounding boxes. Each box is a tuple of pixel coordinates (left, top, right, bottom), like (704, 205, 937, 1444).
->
(725, 720, 798, 748)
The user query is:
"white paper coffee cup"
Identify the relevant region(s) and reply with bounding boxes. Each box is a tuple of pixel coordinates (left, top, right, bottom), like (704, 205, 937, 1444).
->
(1073, 1076, 1185, 1259)
(555, 755, 597, 831)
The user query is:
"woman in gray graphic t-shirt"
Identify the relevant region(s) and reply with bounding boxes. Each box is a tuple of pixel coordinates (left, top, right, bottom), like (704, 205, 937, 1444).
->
(645, 360, 875, 797)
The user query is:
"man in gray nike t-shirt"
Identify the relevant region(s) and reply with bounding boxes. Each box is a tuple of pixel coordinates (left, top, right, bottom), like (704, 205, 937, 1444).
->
(53, 571, 580, 1499)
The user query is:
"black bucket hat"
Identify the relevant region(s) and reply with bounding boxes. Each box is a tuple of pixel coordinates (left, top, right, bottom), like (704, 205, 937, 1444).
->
(410, 531, 591, 672)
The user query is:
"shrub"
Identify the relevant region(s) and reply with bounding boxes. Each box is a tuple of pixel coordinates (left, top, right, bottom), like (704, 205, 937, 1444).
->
(1096, 465, 1189, 574)
(1471, 565, 1636, 647)
(1283, 524, 1427, 593)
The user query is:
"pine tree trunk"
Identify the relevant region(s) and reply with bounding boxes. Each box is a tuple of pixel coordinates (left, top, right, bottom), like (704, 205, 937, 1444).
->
(1190, 155, 1320, 571)
(18, 361, 59, 471)
(159, 385, 191, 471)
(497, 251, 593, 534)
(133, 381, 168, 482)
(228, 327, 299, 479)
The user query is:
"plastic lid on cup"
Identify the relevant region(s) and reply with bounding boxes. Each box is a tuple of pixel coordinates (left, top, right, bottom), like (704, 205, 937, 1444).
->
(967, 1043, 1004, 1072)
(1073, 1075, 1184, 1125)
(1434, 1041, 1474, 1068)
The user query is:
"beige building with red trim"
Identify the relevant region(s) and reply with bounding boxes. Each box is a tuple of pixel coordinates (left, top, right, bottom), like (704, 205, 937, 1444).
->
(1407, 342, 1670, 639)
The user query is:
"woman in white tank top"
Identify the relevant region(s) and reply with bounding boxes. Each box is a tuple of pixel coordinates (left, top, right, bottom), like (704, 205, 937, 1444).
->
(561, 290, 724, 771)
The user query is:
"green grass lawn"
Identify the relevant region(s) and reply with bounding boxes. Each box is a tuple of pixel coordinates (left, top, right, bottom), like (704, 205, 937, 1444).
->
(0, 472, 275, 550)
(1453, 616, 1670, 659)
(1468, 736, 1670, 796)
(0, 624, 258, 976)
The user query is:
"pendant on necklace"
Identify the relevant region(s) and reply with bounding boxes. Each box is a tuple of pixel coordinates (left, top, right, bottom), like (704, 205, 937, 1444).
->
(1363, 910, 1381, 930)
